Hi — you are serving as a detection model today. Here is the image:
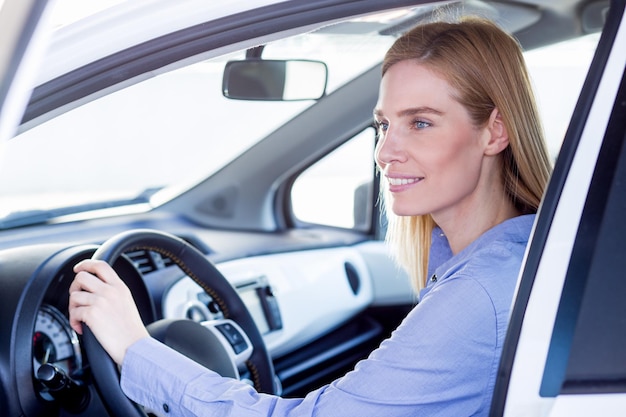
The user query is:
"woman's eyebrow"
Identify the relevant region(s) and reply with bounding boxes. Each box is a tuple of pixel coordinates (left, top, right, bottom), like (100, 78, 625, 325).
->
(373, 106, 443, 118)
(398, 106, 443, 117)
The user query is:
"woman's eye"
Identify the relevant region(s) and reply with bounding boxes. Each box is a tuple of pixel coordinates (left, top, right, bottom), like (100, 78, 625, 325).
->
(414, 120, 431, 129)
(376, 121, 389, 132)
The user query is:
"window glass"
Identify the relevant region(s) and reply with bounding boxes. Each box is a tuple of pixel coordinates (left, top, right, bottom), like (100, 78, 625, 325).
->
(0, 30, 393, 221)
(525, 33, 601, 159)
(291, 128, 376, 230)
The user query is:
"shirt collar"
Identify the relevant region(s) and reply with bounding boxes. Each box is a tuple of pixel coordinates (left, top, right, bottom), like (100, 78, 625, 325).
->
(420, 214, 536, 299)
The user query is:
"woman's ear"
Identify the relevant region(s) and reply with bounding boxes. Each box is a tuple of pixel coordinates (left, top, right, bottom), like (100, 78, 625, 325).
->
(484, 108, 509, 156)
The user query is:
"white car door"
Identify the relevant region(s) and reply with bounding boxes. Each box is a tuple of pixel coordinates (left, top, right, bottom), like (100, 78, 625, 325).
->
(493, 1, 626, 416)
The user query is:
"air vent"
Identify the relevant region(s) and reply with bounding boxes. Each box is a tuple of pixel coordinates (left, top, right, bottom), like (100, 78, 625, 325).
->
(125, 249, 174, 274)
(344, 262, 361, 295)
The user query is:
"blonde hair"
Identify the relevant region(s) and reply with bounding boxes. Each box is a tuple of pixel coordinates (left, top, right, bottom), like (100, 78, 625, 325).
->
(380, 17, 552, 291)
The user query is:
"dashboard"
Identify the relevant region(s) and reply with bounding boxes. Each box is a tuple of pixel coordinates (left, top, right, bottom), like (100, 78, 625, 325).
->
(163, 247, 374, 357)
(0, 219, 409, 416)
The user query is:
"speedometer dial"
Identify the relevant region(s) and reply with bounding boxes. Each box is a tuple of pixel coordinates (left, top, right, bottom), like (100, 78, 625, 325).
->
(33, 304, 82, 379)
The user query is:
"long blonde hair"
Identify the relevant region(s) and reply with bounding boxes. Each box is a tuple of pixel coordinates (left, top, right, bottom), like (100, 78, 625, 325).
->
(381, 17, 552, 291)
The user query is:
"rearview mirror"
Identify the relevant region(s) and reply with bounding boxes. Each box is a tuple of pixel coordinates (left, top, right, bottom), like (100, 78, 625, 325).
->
(222, 59, 327, 101)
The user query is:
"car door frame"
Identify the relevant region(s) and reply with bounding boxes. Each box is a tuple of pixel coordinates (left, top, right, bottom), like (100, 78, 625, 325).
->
(0, 0, 52, 143)
(491, 0, 626, 415)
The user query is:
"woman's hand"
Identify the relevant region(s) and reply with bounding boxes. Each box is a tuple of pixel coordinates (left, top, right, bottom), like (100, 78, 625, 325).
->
(68, 259, 150, 365)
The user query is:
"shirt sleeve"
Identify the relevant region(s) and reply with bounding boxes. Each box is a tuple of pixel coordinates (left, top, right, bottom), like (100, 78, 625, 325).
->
(120, 274, 499, 417)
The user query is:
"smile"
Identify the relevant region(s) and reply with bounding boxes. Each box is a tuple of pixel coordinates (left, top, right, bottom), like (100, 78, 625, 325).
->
(387, 177, 422, 186)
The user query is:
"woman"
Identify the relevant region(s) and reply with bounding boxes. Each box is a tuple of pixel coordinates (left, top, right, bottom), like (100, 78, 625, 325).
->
(69, 17, 552, 416)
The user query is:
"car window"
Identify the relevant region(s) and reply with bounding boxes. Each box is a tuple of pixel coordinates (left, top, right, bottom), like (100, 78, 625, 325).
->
(525, 33, 601, 159)
(291, 127, 376, 230)
(0, 29, 394, 223)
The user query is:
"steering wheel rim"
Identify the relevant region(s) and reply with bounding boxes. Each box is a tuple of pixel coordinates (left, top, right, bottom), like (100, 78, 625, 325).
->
(82, 229, 276, 417)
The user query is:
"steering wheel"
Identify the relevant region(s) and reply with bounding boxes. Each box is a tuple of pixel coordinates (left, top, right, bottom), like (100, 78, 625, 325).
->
(81, 229, 276, 416)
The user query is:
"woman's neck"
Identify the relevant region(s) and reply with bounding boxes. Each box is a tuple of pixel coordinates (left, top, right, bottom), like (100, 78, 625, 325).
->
(436, 199, 520, 255)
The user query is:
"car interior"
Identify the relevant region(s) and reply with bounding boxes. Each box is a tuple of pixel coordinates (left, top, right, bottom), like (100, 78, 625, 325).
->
(0, 0, 615, 416)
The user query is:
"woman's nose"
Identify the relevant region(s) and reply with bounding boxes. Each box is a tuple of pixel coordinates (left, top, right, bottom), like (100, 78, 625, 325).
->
(375, 127, 405, 167)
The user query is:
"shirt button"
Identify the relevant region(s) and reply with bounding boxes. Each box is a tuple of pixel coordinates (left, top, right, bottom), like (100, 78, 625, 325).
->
(430, 274, 437, 283)
(163, 403, 170, 413)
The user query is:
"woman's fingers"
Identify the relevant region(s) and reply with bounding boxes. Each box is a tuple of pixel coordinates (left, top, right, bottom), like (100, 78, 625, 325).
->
(69, 271, 103, 297)
(68, 289, 96, 334)
(68, 259, 150, 364)
(73, 259, 121, 285)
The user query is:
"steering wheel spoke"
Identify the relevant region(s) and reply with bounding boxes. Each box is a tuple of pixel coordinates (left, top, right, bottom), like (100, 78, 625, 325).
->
(202, 319, 254, 368)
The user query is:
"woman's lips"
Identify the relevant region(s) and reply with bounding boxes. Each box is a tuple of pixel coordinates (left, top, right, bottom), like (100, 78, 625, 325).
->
(386, 176, 423, 191)
(388, 177, 420, 186)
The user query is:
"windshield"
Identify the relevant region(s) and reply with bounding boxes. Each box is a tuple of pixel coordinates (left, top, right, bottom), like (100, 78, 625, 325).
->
(0, 26, 395, 224)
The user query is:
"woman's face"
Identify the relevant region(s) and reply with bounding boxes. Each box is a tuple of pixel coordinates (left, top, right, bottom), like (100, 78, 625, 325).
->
(374, 60, 492, 224)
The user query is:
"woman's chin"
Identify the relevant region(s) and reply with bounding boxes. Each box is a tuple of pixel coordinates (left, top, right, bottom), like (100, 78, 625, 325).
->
(391, 205, 427, 217)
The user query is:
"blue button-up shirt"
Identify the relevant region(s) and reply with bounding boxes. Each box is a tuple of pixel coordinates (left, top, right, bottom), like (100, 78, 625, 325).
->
(121, 214, 535, 416)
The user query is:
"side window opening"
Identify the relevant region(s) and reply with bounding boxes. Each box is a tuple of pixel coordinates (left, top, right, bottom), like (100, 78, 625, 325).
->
(290, 128, 376, 231)
(525, 32, 601, 160)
